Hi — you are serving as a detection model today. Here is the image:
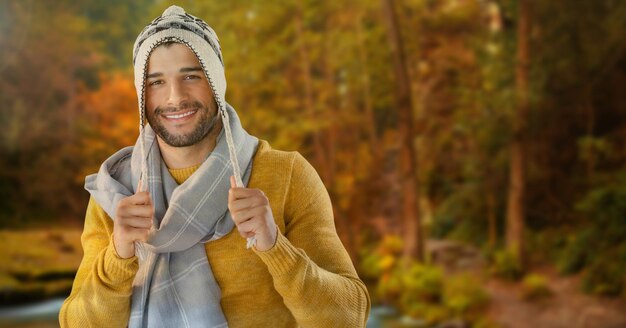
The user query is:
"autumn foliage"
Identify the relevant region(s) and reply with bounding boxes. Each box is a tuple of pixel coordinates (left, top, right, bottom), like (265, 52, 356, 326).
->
(2, 1, 626, 322)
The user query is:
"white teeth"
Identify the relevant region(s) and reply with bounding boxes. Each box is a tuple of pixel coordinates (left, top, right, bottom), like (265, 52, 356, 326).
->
(164, 110, 196, 119)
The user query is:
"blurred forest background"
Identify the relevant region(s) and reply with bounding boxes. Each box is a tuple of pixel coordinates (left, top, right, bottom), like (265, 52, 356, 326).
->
(1, 0, 626, 327)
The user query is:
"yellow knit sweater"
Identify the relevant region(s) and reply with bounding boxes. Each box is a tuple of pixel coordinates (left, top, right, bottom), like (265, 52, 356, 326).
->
(59, 140, 370, 327)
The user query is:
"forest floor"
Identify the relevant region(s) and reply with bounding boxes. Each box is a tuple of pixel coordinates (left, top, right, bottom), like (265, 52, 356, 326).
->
(428, 239, 626, 328)
(484, 266, 626, 328)
(1, 230, 625, 328)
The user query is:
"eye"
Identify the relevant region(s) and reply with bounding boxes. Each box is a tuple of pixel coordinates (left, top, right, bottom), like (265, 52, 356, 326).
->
(148, 80, 163, 87)
(184, 75, 201, 80)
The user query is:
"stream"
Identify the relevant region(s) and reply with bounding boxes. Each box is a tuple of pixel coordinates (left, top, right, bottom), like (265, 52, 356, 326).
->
(0, 300, 411, 328)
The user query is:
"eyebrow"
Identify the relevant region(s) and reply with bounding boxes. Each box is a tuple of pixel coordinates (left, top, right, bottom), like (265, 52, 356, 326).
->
(146, 67, 203, 79)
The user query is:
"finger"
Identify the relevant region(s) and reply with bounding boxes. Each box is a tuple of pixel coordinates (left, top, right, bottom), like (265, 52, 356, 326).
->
(128, 192, 152, 206)
(126, 227, 151, 243)
(230, 187, 266, 200)
(228, 176, 240, 205)
(122, 217, 153, 229)
(228, 185, 234, 205)
(237, 230, 256, 239)
(237, 229, 248, 238)
(137, 180, 143, 194)
(121, 203, 154, 218)
(230, 196, 263, 212)
(236, 218, 258, 237)
(232, 206, 266, 225)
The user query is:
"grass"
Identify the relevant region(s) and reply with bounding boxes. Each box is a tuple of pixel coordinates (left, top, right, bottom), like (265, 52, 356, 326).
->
(0, 229, 82, 306)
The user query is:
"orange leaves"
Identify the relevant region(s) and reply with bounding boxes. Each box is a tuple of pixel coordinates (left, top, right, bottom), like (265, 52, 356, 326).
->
(76, 73, 139, 178)
(79, 73, 139, 146)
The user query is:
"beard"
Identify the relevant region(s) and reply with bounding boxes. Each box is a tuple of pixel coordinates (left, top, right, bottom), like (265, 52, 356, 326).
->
(146, 100, 220, 147)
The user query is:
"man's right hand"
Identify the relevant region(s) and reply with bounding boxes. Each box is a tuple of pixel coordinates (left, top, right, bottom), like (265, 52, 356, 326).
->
(113, 188, 154, 259)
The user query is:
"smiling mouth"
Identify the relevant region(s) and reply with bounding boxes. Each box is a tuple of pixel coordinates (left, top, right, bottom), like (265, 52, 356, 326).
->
(162, 110, 197, 119)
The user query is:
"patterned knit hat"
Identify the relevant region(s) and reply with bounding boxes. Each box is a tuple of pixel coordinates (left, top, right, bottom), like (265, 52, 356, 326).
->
(132, 5, 245, 190)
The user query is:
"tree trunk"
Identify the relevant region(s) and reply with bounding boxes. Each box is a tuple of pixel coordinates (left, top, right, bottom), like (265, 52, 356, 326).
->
(487, 188, 497, 248)
(322, 15, 358, 263)
(353, 8, 387, 247)
(506, 0, 530, 263)
(381, 0, 424, 262)
(294, 4, 329, 183)
(355, 10, 382, 163)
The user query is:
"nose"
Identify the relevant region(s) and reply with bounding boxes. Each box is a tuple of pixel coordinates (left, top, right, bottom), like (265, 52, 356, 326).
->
(166, 80, 188, 106)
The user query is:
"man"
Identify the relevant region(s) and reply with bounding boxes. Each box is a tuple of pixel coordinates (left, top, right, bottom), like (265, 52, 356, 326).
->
(59, 5, 370, 328)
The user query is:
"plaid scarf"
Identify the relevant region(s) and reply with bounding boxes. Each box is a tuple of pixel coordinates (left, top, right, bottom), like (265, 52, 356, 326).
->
(85, 104, 258, 327)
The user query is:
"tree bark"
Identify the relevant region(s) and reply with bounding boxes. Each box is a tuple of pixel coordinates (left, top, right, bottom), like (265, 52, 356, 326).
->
(381, 0, 424, 261)
(355, 10, 382, 163)
(322, 14, 358, 263)
(352, 8, 386, 246)
(294, 3, 329, 184)
(506, 0, 530, 263)
(487, 188, 497, 248)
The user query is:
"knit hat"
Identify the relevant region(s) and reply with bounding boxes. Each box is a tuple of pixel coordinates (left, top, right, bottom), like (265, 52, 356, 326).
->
(132, 5, 246, 190)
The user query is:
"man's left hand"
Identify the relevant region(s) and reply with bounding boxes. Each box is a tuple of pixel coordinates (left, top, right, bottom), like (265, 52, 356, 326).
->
(228, 176, 278, 251)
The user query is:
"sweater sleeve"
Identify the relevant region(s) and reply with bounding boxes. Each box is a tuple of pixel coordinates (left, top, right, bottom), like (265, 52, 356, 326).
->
(59, 196, 138, 328)
(253, 153, 371, 328)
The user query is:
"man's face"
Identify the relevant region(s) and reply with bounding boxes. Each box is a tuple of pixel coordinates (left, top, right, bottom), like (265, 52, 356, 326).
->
(145, 43, 219, 147)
